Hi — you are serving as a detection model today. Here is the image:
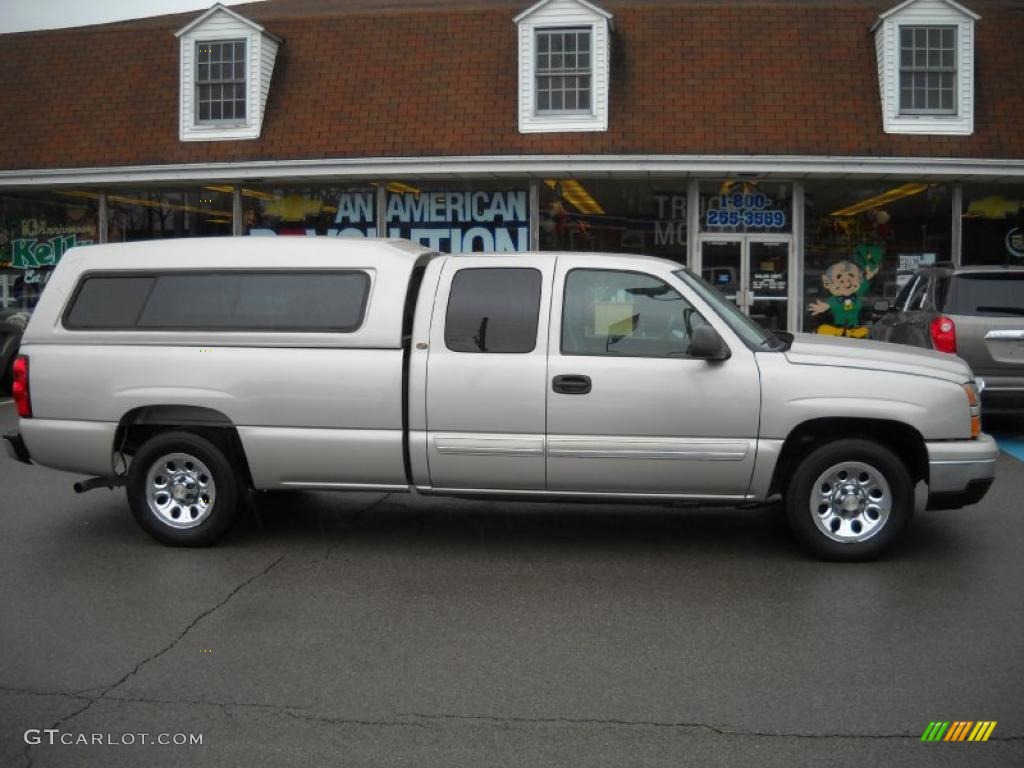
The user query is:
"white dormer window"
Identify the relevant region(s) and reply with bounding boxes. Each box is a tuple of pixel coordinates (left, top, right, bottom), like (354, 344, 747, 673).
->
(515, 0, 612, 133)
(176, 3, 281, 142)
(873, 0, 980, 135)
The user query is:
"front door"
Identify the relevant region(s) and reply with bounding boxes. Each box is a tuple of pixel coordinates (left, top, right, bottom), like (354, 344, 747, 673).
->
(425, 256, 554, 490)
(699, 236, 791, 331)
(545, 255, 761, 498)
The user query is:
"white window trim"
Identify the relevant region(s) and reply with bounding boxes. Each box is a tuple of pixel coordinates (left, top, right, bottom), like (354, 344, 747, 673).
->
(515, 0, 612, 134)
(873, 0, 980, 136)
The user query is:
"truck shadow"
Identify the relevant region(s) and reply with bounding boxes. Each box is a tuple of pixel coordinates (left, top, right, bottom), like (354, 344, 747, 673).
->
(238, 490, 790, 556)
(229, 489, 968, 563)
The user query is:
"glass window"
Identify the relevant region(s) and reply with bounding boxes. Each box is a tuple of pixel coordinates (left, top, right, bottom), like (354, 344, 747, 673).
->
(385, 182, 529, 253)
(539, 180, 687, 265)
(892, 275, 918, 310)
(535, 29, 592, 113)
(64, 277, 154, 329)
(196, 40, 247, 122)
(243, 185, 377, 238)
(903, 275, 929, 310)
(107, 187, 234, 241)
(0, 190, 100, 310)
(65, 272, 370, 332)
(961, 184, 1024, 266)
(445, 268, 541, 353)
(946, 273, 1024, 316)
(674, 268, 774, 350)
(699, 181, 792, 234)
(803, 181, 951, 334)
(562, 269, 707, 358)
(899, 26, 956, 114)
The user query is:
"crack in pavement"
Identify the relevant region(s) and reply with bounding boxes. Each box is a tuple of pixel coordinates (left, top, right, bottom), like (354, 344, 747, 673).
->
(274, 709, 1023, 742)
(10, 688, 1022, 745)
(0, 685, 93, 701)
(99, 554, 286, 697)
(18, 554, 286, 768)
(398, 712, 1024, 741)
(281, 710, 428, 730)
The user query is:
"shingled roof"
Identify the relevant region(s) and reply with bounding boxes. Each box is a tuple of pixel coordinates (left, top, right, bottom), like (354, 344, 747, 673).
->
(1, 0, 1022, 172)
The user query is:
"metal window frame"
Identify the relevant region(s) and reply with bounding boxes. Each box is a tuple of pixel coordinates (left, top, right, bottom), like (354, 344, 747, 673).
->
(898, 25, 957, 116)
(194, 38, 248, 125)
(534, 28, 593, 116)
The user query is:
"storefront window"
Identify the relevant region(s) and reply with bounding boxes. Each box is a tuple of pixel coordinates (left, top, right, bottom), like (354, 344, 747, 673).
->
(699, 181, 792, 234)
(803, 181, 952, 334)
(385, 181, 529, 253)
(961, 184, 1024, 266)
(243, 185, 377, 237)
(539, 180, 687, 264)
(0, 190, 99, 309)
(107, 187, 234, 242)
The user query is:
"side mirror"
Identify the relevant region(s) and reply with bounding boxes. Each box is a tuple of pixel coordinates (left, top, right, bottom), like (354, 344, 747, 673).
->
(873, 300, 891, 313)
(688, 325, 731, 361)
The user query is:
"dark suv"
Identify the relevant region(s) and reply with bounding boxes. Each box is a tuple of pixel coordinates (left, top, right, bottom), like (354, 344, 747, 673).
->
(871, 265, 1024, 414)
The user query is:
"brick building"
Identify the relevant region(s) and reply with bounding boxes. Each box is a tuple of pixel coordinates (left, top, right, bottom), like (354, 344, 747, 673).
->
(1, 0, 1022, 332)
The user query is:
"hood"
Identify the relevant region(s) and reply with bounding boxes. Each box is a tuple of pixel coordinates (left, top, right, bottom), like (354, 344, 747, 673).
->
(783, 333, 973, 385)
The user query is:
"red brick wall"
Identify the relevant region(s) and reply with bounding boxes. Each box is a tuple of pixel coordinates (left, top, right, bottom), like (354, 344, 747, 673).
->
(1, 0, 1021, 171)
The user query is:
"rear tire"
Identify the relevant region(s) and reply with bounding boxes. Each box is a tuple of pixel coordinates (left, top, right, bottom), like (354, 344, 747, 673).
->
(127, 431, 239, 546)
(785, 438, 913, 561)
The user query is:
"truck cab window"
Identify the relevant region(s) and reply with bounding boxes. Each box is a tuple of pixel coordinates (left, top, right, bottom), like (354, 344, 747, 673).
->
(561, 269, 706, 357)
(444, 267, 542, 353)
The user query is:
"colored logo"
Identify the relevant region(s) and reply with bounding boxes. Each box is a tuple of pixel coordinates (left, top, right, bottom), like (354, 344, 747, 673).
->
(921, 721, 997, 742)
(1006, 227, 1023, 259)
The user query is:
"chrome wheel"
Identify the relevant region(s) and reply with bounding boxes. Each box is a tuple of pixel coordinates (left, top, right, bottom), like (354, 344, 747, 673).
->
(810, 461, 891, 543)
(145, 452, 216, 529)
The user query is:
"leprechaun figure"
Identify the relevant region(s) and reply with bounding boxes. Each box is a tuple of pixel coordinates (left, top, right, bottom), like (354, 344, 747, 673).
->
(808, 245, 882, 338)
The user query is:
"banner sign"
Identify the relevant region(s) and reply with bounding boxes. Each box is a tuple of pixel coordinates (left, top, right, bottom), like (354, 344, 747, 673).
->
(386, 190, 528, 252)
(3, 218, 96, 286)
(704, 190, 787, 230)
(250, 190, 529, 253)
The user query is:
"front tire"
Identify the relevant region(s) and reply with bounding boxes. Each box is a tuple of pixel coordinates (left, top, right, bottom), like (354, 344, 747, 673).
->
(785, 438, 913, 561)
(127, 431, 239, 546)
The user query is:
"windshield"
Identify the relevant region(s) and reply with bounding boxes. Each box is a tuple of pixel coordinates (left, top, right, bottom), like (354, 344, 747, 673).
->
(673, 268, 780, 350)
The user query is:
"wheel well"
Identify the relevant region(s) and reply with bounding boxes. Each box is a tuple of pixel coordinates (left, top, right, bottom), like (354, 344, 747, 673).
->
(115, 406, 253, 489)
(769, 418, 928, 497)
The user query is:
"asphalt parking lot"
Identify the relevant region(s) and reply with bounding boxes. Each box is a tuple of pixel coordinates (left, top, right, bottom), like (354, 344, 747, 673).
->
(1, 400, 1022, 767)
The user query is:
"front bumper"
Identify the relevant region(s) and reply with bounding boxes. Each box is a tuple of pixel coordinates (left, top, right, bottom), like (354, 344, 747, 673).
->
(925, 433, 998, 511)
(3, 431, 32, 464)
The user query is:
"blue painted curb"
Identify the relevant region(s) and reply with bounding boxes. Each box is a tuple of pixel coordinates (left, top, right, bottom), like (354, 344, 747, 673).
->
(994, 437, 1024, 462)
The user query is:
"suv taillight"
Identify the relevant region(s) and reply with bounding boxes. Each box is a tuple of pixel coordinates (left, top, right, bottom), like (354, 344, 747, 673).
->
(930, 315, 957, 354)
(12, 355, 31, 418)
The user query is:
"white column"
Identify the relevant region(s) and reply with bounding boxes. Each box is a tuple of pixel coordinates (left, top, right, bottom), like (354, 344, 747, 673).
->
(951, 184, 962, 266)
(790, 181, 804, 332)
(529, 178, 540, 251)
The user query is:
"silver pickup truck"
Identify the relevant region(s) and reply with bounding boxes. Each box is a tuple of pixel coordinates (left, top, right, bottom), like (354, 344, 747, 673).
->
(3, 238, 998, 560)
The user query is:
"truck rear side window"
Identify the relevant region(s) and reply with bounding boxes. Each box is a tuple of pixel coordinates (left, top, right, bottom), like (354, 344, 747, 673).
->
(64, 276, 155, 329)
(445, 268, 541, 353)
(64, 271, 370, 332)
